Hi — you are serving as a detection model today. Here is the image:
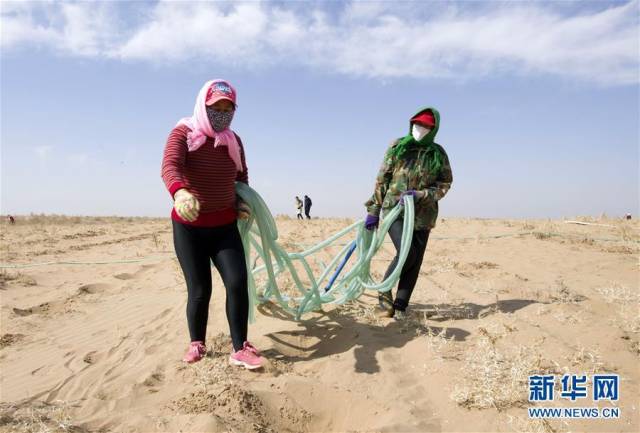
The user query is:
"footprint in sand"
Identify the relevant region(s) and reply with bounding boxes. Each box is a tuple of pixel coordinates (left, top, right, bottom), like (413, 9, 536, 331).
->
(83, 351, 99, 364)
(0, 333, 26, 348)
(142, 367, 165, 393)
(114, 264, 156, 281)
(77, 283, 111, 295)
(12, 283, 112, 317)
(12, 302, 51, 317)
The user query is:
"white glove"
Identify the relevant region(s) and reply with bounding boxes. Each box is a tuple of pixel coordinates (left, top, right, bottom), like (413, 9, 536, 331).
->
(174, 189, 200, 222)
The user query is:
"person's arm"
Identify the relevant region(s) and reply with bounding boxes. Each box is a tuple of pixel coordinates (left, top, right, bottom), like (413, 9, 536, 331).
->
(161, 126, 188, 198)
(161, 126, 200, 221)
(421, 148, 453, 203)
(235, 134, 249, 185)
(364, 141, 397, 216)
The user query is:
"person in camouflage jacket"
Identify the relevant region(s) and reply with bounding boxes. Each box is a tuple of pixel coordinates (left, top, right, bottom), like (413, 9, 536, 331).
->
(364, 107, 453, 319)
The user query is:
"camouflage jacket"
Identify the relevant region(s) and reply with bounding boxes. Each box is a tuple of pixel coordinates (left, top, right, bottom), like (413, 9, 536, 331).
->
(365, 139, 453, 230)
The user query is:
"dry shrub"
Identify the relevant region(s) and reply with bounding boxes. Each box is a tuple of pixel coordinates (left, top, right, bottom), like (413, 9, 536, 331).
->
(548, 280, 586, 304)
(429, 301, 475, 320)
(171, 333, 302, 433)
(337, 300, 382, 326)
(562, 346, 615, 375)
(10, 214, 162, 226)
(0, 270, 37, 288)
(613, 304, 640, 335)
(596, 284, 640, 335)
(472, 261, 499, 270)
(602, 245, 637, 254)
(0, 401, 84, 433)
(451, 324, 550, 410)
(595, 284, 639, 304)
(533, 232, 553, 240)
(570, 236, 595, 246)
(552, 309, 584, 324)
(172, 388, 272, 433)
(425, 257, 457, 274)
(618, 224, 639, 242)
(505, 415, 557, 433)
(422, 326, 457, 361)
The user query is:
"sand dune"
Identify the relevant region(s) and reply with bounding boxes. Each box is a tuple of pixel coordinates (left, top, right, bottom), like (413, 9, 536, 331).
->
(0, 216, 638, 432)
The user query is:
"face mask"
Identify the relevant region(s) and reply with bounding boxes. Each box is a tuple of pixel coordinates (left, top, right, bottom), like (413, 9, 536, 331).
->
(206, 107, 235, 132)
(412, 123, 431, 142)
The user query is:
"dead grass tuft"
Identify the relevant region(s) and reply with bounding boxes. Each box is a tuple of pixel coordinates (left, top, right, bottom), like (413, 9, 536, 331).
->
(0, 270, 37, 288)
(548, 280, 586, 304)
(563, 346, 614, 375)
(595, 284, 639, 304)
(451, 325, 551, 411)
(337, 300, 382, 326)
(0, 400, 85, 433)
(505, 415, 557, 433)
(532, 231, 553, 240)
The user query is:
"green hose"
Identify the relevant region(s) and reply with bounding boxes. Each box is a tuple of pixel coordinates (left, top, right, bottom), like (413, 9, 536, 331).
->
(235, 182, 414, 321)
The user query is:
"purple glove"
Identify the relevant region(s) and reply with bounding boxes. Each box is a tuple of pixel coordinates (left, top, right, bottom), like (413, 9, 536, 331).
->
(399, 190, 419, 206)
(364, 214, 379, 231)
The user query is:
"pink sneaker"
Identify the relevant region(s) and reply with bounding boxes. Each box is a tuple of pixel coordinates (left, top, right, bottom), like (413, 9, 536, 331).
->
(183, 341, 207, 363)
(229, 342, 265, 370)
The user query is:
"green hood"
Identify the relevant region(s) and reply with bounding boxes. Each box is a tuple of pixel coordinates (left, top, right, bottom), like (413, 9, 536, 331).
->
(407, 107, 440, 143)
(389, 107, 444, 174)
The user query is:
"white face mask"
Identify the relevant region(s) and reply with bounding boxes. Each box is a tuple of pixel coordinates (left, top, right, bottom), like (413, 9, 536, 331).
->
(412, 123, 431, 141)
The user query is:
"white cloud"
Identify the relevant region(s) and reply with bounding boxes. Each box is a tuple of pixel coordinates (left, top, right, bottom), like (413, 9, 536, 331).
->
(1, 1, 120, 56)
(34, 145, 53, 161)
(1, 2, 58, 47)
(1, 1, 638, 85)
(67, 153, 88, 165)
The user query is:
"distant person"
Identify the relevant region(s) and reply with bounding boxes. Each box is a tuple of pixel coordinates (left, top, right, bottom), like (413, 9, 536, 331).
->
(625, 213, 632, 220)
(304, 195, 312, 219)
(161, 79, 265, 369)
(7, 215, 15, 224)
(295, 196, 304, 220)
(364, 107, 453, 320)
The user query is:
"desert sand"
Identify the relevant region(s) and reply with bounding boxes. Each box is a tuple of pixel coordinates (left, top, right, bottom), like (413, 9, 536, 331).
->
(0, 215, 638, 433)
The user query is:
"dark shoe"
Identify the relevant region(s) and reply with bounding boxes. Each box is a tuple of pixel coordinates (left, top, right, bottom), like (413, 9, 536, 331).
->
(377, 291, 395, 318)
(393, 309, 408, 321)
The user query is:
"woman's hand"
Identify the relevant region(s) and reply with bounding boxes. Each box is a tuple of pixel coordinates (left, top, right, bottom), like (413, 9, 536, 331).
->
(237, 199, 251, 220)
(174, 189, 200, 222)
(399, 190, 425, 205)
(364, 214, 379, 231)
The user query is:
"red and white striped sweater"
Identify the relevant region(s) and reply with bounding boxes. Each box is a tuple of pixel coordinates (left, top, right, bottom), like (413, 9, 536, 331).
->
(161, 125, 248, 227)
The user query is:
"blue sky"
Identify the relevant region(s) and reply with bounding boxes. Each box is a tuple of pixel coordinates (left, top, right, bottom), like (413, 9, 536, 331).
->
(1, 1, 638, 219)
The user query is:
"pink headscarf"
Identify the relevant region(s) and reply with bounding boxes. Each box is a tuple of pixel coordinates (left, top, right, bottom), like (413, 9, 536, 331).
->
(176, 79, 243, 172)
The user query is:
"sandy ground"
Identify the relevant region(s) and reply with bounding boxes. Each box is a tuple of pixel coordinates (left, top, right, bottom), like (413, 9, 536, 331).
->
(0, 215, 638, 433)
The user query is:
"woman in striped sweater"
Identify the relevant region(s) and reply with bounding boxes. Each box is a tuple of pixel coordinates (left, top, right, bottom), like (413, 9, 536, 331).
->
(161, 80, 264, 369)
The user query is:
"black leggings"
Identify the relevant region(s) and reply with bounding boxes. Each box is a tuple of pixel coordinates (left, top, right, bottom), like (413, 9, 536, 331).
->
(172, 220, 248, 351)
(383, 219, 430, 311)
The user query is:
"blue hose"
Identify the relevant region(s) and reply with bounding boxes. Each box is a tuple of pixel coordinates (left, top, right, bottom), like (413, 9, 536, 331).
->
(324, 240, 357, 292)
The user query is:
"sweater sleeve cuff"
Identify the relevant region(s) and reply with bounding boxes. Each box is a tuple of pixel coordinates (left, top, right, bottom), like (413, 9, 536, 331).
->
(168, 182, 186, 198)
(366, 204, 382, 217)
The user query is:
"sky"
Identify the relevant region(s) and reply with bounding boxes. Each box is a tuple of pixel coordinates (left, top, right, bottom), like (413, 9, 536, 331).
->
(1, 0, 638, 219)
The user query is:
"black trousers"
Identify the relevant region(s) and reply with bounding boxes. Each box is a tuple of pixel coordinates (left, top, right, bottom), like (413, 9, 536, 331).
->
(304, 206, 311, 219)
(172, 220, 248, 351)
(382, 219, 430, 311)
